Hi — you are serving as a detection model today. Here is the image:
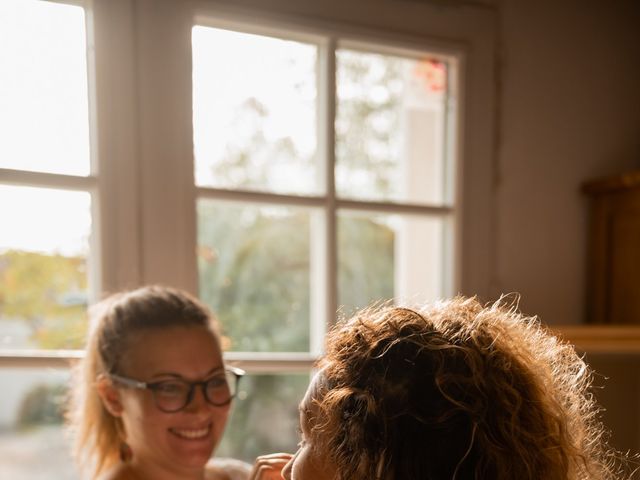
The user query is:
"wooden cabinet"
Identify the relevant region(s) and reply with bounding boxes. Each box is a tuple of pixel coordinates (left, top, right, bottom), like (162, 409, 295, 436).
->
(584, 171, 640, 324)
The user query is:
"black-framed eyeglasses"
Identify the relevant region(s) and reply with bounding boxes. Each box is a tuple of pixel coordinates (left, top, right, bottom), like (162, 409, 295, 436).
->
(109, 366, 245, 413)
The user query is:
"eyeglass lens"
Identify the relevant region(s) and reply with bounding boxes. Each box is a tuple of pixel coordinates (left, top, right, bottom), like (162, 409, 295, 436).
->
(152, 370, 238, 412)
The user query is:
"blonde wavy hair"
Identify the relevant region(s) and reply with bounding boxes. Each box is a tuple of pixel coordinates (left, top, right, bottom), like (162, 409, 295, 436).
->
(66, 285, 220, 478)
(311, 296, 629, 480)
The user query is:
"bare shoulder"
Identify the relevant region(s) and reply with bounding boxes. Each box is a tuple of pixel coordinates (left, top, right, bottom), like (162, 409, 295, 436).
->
(207, 458, 252, 480)
(206, 464, 231, 480)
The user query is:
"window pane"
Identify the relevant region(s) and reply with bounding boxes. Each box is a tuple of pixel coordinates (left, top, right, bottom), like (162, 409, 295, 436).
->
(197, 201, 311, 352)
(193, 26, 319, 195)
(0, 186, 92, 350)
(338, 212, 446, 315)
(336, 49, 450, 205)
(216, 372, 309, 462)
(0, 0, 90, 176)
(0, 367, 77, 479)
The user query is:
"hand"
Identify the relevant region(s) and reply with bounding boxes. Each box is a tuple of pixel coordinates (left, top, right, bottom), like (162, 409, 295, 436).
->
(249, 453, 293, 480)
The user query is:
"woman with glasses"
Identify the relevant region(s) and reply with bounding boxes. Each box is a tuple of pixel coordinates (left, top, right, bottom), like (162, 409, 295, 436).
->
(280, 297, 630, 480)
(68, 285, 264, 480)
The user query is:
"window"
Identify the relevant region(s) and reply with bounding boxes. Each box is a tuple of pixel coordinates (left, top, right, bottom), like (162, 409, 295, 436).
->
(192, 20, 458, 460)
(0, 0, 96, 476)
(0, 1, 493, 477)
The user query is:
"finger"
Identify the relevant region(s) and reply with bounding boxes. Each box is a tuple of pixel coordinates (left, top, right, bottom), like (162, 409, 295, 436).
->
(251, 457, 291, 471)
(250, 454, 294, 480)
(254, 453, 294, 461)
(251, 465, 286, 480)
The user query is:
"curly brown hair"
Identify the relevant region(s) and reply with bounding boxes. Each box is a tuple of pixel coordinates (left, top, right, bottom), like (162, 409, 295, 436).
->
(310, 296, 628, 480)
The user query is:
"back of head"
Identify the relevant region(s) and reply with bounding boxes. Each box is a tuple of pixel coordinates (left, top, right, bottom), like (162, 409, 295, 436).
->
(67, 285, 219, 477)
(313, 296, 620, 480)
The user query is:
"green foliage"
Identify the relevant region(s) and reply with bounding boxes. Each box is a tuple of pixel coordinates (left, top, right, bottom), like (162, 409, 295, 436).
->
(216, 374, 310, 462)
(198, 204, 311, 352)
(338, 215, 395, 316)
(0, 250, 87, 349)
(335, 50, 406, 198)
(197, 205, 396, 353)
(17, 383, 68, 427)
(210, 98, 311, 191)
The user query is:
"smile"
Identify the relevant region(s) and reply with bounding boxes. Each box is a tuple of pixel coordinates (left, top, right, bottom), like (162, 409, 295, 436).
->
(169, 424, 211, 440)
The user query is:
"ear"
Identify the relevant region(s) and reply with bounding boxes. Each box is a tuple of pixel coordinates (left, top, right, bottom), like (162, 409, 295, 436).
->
(96, 375, 124, 417)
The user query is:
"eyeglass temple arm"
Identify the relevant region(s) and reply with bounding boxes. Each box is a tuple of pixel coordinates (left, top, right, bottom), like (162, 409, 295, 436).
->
(226, 366, 246, 377)
(110, 373, 148, 389)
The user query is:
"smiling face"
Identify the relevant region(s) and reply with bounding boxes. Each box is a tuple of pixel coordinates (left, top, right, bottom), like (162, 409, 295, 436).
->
(282, 374, 337, 480)
(110, 325, 230, 477)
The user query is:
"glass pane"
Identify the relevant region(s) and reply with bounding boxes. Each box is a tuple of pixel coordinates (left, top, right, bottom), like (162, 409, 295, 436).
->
(338, 211, 446, 316)
(0, 186, 92, 350)
(197, 201, 311, 352)
(0, 367, 77, 479)
(217, 372, 310, 462)
(336, 49, 450, 205)
(193, 26, 319, 195)
(0, 0, 90, 176)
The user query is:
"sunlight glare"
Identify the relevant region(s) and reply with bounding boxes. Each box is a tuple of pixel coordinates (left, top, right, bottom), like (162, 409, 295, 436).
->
(0, 186, 91, 256)
(0, 0, 90, 176)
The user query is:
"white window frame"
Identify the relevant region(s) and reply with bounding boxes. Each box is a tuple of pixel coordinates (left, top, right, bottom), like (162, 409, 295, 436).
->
(0, 0, 142, 367)
(1, 0, 498, 375)
(192, 13, 462, 357)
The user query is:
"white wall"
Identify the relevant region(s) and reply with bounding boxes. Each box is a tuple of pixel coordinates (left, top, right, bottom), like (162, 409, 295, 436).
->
(492, 0, 640, 453)
(495, 0, 640, 325)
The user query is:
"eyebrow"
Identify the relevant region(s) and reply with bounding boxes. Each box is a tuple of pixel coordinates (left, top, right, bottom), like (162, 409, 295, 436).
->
(150, 365, 225, 380)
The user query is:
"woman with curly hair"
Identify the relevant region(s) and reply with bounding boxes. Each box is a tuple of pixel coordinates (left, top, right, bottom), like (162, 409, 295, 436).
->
(278, 296, 629, 480)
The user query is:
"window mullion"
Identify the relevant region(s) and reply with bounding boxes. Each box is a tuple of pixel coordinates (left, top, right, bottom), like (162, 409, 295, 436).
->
(91, 0, 142, 292)
(447, 59, 463, 297)
(134, 0, 197, 293)
(323, 37, 338, 341)
(309, 37, 338, 356)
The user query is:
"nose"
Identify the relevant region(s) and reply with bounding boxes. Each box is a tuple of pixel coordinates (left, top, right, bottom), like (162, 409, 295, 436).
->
(183, 384, 209, 413)
(281, 453, 294, 479)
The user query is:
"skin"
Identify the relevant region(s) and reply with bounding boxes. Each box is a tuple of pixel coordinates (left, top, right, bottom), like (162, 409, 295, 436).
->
(97, 325, 231, 480)
(281, 374, 337, 480)
(249, 453, 293, 480)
